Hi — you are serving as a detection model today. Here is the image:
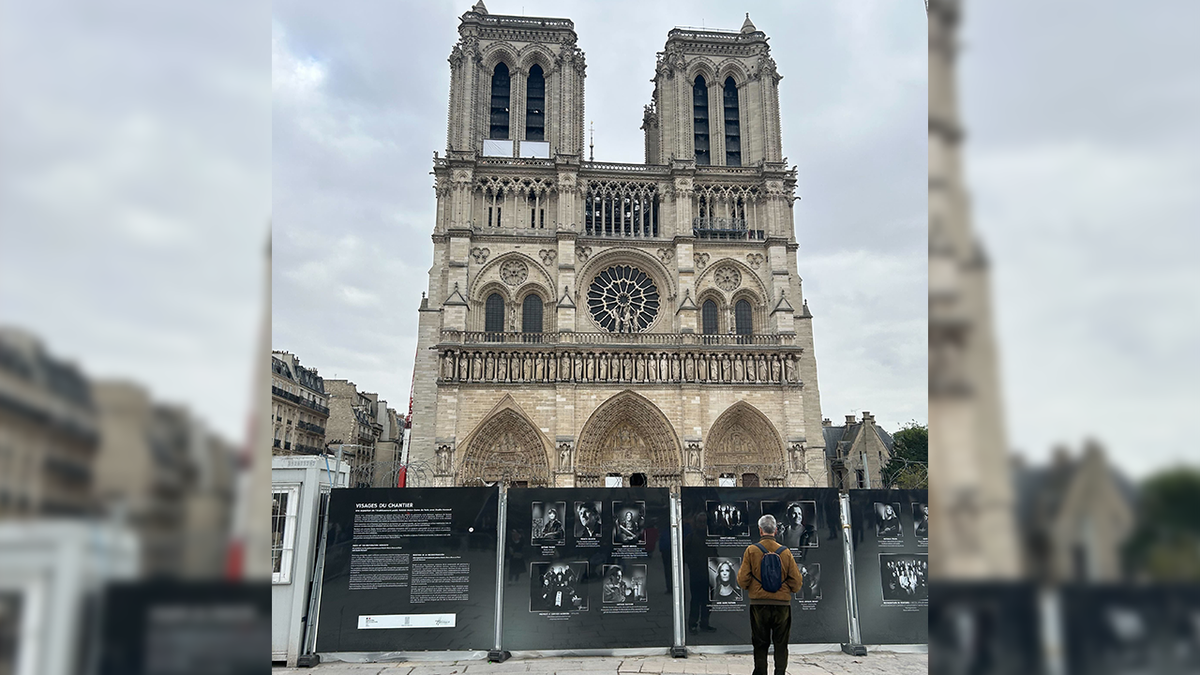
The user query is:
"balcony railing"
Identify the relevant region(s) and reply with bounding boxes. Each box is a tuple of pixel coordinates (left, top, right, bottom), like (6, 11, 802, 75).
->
(692, 216, 764, 240)
(297, 421, 326, 435)
(443, 330, 791, 347)
(293, 443, 325, 456)
(271, 386, 330, 415)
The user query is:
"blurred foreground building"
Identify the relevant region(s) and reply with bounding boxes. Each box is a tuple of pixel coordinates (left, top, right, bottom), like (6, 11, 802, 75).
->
(927, 0, 1021, 578)
(0, 327, 100, 518)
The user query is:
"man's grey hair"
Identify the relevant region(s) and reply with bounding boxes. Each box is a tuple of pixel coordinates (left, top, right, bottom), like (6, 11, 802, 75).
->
(758, 514, 777, 535)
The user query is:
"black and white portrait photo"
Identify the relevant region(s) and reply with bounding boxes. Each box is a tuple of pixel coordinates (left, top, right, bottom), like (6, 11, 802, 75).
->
(879, 554, 928, 603)
(796, 562, 822, 601)
(706, 501, 749, 538)
(530, 561, 589, 612)
(612, 501, 646, 545)
(601, 563, 648, 604)
(532, 501, 566, 545)
(574, 500, 603, 539)
(874, 501, 903, 540)
(763, 500, 818, 550)
(912, 502, 929, 541)
(708, 557, 743, 602)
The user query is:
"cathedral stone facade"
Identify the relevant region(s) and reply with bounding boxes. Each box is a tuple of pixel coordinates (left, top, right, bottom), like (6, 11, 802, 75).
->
(410, 2, 826, 489)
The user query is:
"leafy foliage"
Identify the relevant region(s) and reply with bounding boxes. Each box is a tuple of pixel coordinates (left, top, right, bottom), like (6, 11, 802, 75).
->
(882, 421, 928, 489)
(1125, 466, 1200, 581)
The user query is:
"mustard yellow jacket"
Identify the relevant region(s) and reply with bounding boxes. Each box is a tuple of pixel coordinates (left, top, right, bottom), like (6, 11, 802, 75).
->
(736, 536, 803, 605)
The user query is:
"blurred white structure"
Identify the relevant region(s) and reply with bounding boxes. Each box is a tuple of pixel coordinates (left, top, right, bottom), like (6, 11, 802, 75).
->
(0, 521, 137, 675)
(270, 454, 348, 666)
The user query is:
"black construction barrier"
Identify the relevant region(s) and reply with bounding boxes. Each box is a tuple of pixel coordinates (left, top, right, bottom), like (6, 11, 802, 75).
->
(679, 487, 849, 646)
(1061, 584, 1200, 675)
(928, 582, 1042, 675)
(501, 487, 675, 650)
(315, 487, 499, 652)
(847, 489, 928, 644)
(99, 581, 270, 675)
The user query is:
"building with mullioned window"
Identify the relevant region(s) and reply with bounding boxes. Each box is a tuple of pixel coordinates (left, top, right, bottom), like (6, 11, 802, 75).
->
(410, 2, 826, 489)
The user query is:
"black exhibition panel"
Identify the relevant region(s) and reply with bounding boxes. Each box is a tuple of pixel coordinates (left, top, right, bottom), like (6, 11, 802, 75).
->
(847, 489, 928, 644)
(1061, 584, 1200, 675)
(928, 582, 1042, 675)
(679, 487, 849, 646)
(315, 487, 499, 653)
(98, 581, 270, 675)
(501, 487, 674, 650)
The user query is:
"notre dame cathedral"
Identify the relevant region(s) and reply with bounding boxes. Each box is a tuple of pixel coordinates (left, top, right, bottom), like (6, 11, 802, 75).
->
(409, 2, 826, 489)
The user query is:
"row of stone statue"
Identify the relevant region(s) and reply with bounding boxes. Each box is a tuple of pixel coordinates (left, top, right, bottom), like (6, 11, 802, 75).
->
(437, 348, 802, 385)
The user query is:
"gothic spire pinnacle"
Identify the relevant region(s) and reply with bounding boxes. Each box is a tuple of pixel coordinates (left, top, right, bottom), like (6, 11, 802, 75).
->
(471, 0, 487, 15)
(741, 13, 757, 33)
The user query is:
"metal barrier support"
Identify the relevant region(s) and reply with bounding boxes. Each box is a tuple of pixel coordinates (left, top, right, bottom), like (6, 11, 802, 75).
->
(489, 487, 511, 663)
(669, 493, 687, 657)
(838, 491, 866, 656)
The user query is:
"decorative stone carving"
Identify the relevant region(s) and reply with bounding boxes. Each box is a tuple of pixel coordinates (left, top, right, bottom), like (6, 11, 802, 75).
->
(500, 259, 528, 286)
(587, 265, 660, 333)
(576, 246, 592, 263)
(471, 247, 490, 264)
(713, 265, 741, 292)
(656, 247, 674, 265)
(558, 442, 573, 471)
(693, 252, 710, 271)
(789, 443, 806, 471)
(436, 444, 454, 475)
(539, 249, 557, 266)
(686, 443, 702, 469)
(746, 253, 765, 269)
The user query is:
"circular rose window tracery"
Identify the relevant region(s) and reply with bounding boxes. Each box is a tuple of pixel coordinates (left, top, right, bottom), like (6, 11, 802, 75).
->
(587, 265, 660, 333)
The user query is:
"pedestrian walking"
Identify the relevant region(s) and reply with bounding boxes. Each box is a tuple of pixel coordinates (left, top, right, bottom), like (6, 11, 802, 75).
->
(737, 514, 803, 675)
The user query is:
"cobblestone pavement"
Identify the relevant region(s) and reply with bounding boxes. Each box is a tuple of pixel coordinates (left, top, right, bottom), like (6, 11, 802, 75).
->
(273, 651, 927, 675)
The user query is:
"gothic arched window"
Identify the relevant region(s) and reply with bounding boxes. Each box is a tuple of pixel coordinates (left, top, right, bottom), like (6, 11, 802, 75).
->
(485, 293, 505, 333)
(490, 63, 511, 140)
(526, 64, 545, 142)
(522, 294, 543, 333)
(723, 77, 741, 166)
(693, 76, 710, 165)
(702, 299, 718, 335)
(735, 299, 753, 336)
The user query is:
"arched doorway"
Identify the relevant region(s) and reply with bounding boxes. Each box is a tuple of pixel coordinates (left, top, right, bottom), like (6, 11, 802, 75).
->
(458, 399, 551, 487)
(704, 402, 786, 486)
(576, 391, 681, 487)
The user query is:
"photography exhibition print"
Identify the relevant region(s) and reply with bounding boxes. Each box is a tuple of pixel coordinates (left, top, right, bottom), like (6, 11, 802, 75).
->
(502, 488, 673, 650)
(849, 489, 928, 644)
(681, 487, 849, 646)
(315, 487, 500, 653)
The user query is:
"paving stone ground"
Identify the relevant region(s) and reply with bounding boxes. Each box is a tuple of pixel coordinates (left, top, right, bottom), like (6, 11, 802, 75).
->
(273, 650, 927, 675)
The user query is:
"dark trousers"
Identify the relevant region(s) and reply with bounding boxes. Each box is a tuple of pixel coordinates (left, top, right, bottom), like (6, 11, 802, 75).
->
(749, 604, 792, 675)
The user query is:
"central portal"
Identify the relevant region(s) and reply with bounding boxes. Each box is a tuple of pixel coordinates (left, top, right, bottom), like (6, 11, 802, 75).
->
(575, 391, 681, 487)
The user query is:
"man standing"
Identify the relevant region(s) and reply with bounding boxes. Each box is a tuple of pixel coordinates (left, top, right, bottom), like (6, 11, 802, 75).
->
(738, 514, 803, 675)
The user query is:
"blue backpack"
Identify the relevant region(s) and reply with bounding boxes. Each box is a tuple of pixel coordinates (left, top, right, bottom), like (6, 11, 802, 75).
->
(753, 543, 784, 592)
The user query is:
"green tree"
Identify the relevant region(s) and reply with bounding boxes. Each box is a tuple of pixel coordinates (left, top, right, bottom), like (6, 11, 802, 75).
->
(882, 421, 927, 489)
(1125, 466, 1200, 581)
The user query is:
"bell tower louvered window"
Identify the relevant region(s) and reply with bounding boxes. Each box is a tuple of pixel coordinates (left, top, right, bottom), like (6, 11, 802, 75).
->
(723, 77, 741, 167)
(693, 76, 710, 165)
(522, 295, 543, 333)
(485, 293, 505, 333)
(490, 63, 510, 140)
(525, 64, 545, 142)
(735, 299, 753, 336)
(702, 300, 718, 335)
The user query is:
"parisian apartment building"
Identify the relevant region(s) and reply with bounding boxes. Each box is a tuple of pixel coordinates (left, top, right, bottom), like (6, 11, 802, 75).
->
(271, 351, 330, 456)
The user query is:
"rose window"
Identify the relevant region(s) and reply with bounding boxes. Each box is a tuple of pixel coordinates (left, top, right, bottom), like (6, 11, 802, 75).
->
(587, 265, 660, 333)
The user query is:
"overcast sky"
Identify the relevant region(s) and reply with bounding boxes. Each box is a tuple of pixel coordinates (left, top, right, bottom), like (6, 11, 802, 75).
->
(960, 1, 1200, 477)
(272, 0, 928, 433)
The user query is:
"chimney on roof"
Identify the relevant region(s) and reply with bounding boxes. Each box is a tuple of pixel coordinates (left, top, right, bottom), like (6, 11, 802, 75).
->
(861, 411, 874, 424)
(845, 414, 857, 426)
(1052, 445, 1071, 468)
(822, 418, 832, 427)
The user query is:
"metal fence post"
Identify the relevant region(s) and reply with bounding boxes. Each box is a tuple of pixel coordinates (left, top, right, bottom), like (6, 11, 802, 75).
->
(839, 491, 867, 656)
(488, 485, 511, 663)
(1040, 586, 1065, 675)
(669, 492, 687, 657)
